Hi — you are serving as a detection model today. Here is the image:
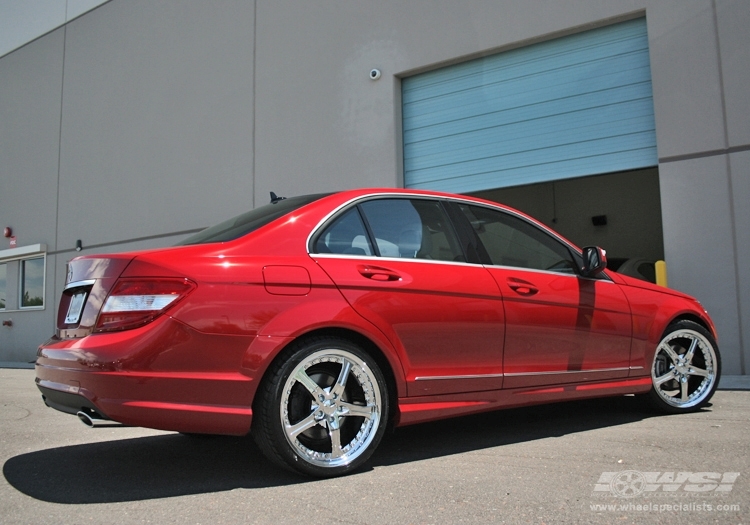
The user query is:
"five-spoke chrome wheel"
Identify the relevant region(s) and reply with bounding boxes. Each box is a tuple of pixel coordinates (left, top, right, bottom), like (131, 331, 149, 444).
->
(650, 320, 720, 412)
(253, 337, 388, 477)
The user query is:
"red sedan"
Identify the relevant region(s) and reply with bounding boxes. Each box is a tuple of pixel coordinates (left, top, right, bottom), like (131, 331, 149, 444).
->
(36, 188, 720, 477)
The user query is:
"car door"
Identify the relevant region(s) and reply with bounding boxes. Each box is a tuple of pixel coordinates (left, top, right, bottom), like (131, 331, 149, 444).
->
(454, 202, 633, 389)
(310, 196, 505, 396)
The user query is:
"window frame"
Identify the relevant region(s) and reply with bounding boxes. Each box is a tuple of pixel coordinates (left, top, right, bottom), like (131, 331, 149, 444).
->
(0, 244, 47, 312)
(307, 193, 610, 280)
(19, 255, 46, 309)
(0, 262, 6, 311)
(448, 201, 610, 280)
(310, 196, 468, 264)
(312, 205, 375, 256)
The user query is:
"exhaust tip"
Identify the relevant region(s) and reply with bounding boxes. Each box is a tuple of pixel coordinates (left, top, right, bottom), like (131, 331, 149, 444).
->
(77, 410, 122, 428)
(77, 410, 96, 427)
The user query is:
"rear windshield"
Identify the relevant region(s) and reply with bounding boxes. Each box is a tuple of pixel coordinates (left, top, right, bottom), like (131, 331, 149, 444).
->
(177, 193, 329, 245)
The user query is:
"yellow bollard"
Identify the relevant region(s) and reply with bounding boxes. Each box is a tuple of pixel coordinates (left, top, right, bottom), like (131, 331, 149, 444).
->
(655, 260, 668, 287)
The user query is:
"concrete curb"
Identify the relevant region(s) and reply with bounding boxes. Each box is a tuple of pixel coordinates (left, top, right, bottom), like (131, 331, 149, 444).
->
(718, 375, 750, 391)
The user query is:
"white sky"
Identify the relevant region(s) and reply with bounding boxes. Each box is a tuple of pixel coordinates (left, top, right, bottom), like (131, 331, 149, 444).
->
(0, 0, 107, 58)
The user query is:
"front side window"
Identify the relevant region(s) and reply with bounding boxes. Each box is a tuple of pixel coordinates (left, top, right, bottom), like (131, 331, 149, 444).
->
(459, 204, 577, 273)
(0, 263, 6, 309)
(20, 257, 44, 308)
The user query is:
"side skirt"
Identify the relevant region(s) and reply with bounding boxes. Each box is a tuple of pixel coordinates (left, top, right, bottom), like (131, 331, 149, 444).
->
(397, 376, 652, 426)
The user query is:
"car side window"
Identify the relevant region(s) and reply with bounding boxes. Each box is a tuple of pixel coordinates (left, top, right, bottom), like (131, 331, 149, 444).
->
(359, 199, 466, 262)
(314, 207, 373, 256)
(458, 204, 577, 274)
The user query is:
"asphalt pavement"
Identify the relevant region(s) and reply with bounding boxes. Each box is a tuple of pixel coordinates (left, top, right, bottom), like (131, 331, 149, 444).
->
(2, 368, 748, 525)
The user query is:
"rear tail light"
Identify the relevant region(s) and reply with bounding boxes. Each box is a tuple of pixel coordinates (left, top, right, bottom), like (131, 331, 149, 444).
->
(95, 278, 196, 332)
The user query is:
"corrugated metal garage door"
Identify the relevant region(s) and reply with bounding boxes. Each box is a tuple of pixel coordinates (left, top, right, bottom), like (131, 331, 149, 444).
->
(402, 18, 657, 193)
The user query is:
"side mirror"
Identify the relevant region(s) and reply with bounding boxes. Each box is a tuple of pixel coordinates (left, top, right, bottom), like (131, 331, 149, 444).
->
(582, 246, 607, 277)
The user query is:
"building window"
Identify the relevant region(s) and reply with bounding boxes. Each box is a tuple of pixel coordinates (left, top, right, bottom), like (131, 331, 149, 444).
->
(20, 257, 44, 308)
(0, 263, 6, 309)
(0, 244, 47, 312)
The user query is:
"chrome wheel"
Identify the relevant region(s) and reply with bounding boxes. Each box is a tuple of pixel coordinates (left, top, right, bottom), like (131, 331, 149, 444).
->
(281, 349, 382, 468)
(253, 337, 388, 477)
(650, 321, 720, 412)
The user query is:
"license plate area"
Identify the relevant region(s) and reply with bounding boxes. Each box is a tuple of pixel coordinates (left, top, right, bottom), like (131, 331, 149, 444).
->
(64, 291, 88, 325)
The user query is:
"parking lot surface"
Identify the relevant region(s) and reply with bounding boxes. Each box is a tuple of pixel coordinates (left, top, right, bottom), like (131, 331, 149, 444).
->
(1, 368, 748, 525)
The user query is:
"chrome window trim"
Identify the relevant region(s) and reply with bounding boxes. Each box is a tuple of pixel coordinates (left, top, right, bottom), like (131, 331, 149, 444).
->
(306, 191, 613, 281)
(453, 199, 614, 282)
(311, 252, 480, 269)
(313, 252, 614, 282)
(481, 262, 615, 282)
(306, 193, 413, 252)
(306, 192, 460, 258)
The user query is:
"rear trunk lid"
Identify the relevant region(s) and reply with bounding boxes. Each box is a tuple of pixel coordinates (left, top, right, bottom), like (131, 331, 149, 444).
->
(57, 255, 134, 339)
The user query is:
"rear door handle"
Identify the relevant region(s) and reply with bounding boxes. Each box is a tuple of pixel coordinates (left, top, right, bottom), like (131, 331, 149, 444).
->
(357, 265, 401, 282)
(507, 277, 538, 296)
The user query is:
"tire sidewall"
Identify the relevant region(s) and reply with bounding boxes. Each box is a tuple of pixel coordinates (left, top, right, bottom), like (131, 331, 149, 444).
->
(256, 337, 389, 477)
(649, 320, 721, 413)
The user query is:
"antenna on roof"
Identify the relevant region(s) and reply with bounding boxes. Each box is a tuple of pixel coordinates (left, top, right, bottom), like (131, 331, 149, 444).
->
(270, 192, 287, 204)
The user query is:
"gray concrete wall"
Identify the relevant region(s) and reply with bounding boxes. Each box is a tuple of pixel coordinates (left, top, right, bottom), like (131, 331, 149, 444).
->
(719, 0, 750, 376)
(660, 157, 742, 374)
(649, 0, 749, 375)
(731, 151, 750, 377)
(58, 0, 255, 247)
(0, 29, 64, 362)
(1, 0, 747, 373)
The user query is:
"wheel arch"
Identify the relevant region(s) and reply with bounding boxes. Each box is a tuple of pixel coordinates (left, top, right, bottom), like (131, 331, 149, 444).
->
(256, 326, 404, 427)
(628, 296, 719, 373)
(665, 313, 716, 340)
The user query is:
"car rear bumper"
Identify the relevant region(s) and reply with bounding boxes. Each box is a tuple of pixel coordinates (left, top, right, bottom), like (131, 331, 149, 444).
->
(37, 381, 103, 416)
(35, 315, 257, 435)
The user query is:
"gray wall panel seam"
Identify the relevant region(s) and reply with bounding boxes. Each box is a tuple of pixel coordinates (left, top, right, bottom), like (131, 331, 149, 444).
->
(251, 0, 257, 210)
(658, 144, 750, 164)
(46, 229, 205, 256)
(53, 23, 67, 335)
(712, 0, 745, 374)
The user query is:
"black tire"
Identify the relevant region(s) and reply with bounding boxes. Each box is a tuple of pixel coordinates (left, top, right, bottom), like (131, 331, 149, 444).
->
(649, 320, 721, 413)
(252, 336, 389, 477)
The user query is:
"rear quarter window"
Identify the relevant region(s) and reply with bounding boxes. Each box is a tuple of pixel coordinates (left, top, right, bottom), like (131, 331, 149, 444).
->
(178, 194, 328, 245)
